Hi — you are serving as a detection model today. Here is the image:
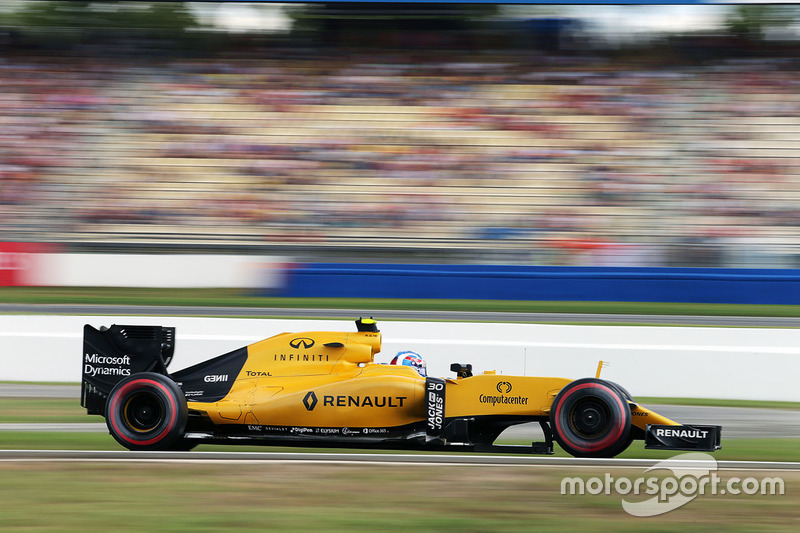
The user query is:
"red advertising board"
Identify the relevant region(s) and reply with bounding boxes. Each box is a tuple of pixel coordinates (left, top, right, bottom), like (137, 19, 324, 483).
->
(0, 242, 44, 286)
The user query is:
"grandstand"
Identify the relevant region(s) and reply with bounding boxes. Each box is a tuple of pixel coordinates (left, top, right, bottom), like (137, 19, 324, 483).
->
(2, 44, 800, 267)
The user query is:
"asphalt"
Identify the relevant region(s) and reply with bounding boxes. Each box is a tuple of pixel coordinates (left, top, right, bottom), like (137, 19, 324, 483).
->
(0, 450, 798, 471)
(2, 303, 800, 327)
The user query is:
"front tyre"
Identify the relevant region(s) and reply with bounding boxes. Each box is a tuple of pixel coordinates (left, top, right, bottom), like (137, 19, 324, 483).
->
(600, 379, 636, 455)
(550, 378, 632, 458)
(105, 372, 188, 451)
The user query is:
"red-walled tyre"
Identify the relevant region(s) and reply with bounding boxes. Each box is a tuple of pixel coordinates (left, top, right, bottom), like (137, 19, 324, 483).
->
(601, 380, 636, 455)
(105, 372, 188, 451)
(605, 380, 634, 403)
(550, 378, 632, 458)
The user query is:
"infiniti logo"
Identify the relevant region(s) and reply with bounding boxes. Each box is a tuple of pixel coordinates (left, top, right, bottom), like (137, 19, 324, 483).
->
(290, 337, 315, 349)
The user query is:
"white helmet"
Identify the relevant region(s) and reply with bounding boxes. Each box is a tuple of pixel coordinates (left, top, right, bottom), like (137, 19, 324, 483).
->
(390, 351, 427, 376)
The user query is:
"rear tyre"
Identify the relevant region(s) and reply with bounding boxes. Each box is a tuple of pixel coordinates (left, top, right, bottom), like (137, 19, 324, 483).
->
(105, 372, 188, 451)
(550, 378, 632, 458)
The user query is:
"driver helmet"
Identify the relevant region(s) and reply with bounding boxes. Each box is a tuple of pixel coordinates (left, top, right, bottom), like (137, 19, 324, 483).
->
(391, 350, 427, 376)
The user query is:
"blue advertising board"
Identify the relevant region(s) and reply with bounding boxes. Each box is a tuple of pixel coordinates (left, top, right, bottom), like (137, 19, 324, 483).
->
(281, 264, 800, 305)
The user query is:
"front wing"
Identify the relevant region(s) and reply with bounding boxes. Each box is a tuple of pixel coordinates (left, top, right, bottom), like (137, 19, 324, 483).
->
(645, 424, 722, 452)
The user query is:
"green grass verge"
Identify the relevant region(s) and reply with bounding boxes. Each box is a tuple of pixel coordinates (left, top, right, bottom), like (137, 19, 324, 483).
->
(0, 398, 100, 424)
(1, 462, 796, 532)
(0, 432, 116, 450)
(3, 287, 800, 317)
(615, 439, 800, 462)
(637, 397, 800, 410)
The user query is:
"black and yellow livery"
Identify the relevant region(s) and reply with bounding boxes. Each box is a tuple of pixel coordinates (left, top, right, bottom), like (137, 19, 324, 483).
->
(81, 318, 721, 457)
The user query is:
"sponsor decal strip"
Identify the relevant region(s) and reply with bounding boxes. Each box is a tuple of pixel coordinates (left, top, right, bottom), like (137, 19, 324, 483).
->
(244, 425, 395, 437)
(426, 378, 446, 435)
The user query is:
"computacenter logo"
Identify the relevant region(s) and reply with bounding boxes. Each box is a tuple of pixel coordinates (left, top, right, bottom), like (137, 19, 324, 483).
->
(496, 381, 512, 394)
(560, 452, 785, 517)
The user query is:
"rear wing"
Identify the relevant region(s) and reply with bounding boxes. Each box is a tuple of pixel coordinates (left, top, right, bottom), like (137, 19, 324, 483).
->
(81, 324, 175, 415)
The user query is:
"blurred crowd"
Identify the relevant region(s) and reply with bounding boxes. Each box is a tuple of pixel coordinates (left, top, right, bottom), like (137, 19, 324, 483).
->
(2, 46, 800, 267)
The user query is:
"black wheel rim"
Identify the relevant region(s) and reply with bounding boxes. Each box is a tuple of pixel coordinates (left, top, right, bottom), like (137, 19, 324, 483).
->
(123, 392, 165, 432)
(569, 398, 611, 438)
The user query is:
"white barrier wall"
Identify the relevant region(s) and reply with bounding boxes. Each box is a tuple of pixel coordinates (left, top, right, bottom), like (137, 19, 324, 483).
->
(25, 254, 288, 289)
(2, 315, 800, 401)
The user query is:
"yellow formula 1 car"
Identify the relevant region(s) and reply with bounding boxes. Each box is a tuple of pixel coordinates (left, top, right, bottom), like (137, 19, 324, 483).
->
(81, 319, 721, 457)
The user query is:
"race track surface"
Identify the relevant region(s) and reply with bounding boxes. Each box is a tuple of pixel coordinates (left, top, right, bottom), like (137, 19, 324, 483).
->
(3, 303, 800, 327)
(1, 449, 798, 472)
